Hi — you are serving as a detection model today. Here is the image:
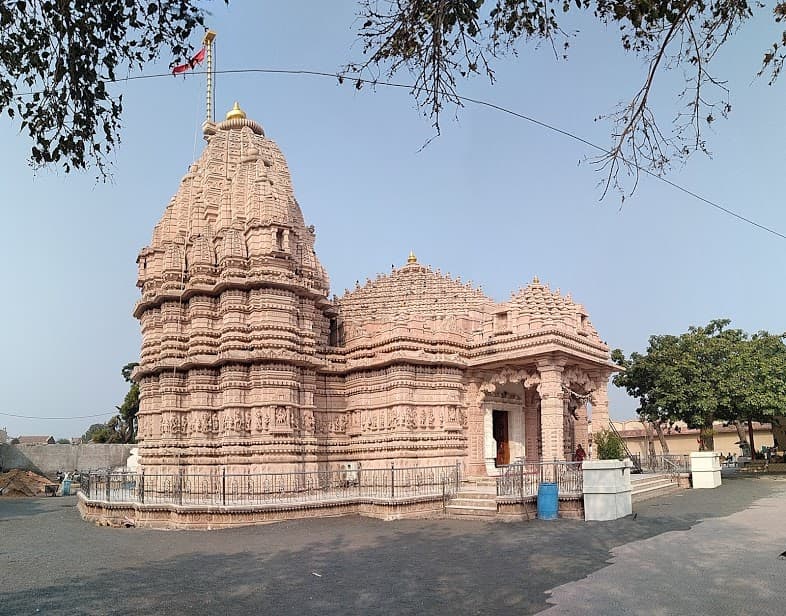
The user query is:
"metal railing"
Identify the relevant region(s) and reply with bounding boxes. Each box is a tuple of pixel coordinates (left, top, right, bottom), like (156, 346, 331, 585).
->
(608, 420, 643, 473)
(643, 454, 690, 473)
(81, 463, 461, 508)
(495, 461, 583, 498)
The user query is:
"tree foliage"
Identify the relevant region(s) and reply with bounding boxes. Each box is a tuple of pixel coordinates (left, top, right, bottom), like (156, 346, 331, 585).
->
(0, 1, 223, 176)
(80, 362, 139, 444)
(114, 362, 140, 443)
(351, 0, 783, 194)
(613, 320, 786, 451)
(82, 422, 111, 444)
(593, 428, 625, 459)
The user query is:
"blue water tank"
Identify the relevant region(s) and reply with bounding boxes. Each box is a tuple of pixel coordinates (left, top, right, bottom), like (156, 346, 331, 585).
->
(537, 482, 558, 520)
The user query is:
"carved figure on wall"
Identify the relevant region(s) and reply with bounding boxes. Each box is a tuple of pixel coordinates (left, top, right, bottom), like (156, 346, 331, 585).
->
(233, 410, 245, 432)
(196, 413, 209, 434)
(405, 407, 416, 429)
(303, 410, 315, 432)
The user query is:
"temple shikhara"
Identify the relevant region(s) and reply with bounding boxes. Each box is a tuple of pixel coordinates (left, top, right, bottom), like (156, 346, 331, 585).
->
(131, 101, 616, 482)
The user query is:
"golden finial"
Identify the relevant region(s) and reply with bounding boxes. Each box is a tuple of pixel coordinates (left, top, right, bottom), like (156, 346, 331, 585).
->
(226, 102, 246, 121)
(532, 275, 540, 284)
(407, 250, 417, 264)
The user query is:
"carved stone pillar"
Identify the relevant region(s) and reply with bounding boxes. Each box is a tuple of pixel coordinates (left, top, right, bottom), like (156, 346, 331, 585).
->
(590, 378, 610, 458)
(523, 392, 541, 462)
(483, 408, 496, 475)
(537, 362, 565, 461)
(465, 380, 486, 476)
(574, 401, 589, 456)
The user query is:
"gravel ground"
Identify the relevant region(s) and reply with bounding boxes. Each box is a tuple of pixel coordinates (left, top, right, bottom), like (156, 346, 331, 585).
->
(0, 475, 782, 616)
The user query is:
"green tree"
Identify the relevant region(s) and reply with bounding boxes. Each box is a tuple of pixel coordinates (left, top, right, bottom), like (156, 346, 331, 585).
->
(614, 320, 786, 451)
(56, 438, 70, 444)
(0, 1, 223, 175)
(83, 423, 113, 443)
(111, 362, 140, 444)
(80, 362, 140, 444)
(351, 0, 785, 193)
(718, 331, 786, 455)
(593, 428, 625, 460)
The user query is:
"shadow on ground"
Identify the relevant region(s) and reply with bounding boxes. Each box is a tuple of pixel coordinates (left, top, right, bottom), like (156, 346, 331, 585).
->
(0, 476, 781, 616)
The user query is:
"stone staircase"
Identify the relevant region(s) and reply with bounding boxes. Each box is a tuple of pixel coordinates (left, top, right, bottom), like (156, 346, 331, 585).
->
(631, 473, 682, 503)
(445, 477, 498, 518)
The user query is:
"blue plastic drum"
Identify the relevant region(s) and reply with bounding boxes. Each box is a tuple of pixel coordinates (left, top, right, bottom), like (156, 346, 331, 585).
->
(537, 482, 558, 520)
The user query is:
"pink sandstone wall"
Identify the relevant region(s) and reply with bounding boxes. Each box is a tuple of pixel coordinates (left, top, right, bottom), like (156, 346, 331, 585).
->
(133, 104, 616, 478)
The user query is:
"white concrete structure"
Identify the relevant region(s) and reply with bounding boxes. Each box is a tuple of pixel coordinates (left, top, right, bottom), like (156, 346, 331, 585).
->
(690, 451, 721, 489)
(126, 447, 140, 472)
(582, 459, 633, 521)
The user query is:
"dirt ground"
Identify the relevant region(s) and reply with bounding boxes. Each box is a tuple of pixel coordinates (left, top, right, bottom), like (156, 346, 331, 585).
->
(0, 469, 55, 497)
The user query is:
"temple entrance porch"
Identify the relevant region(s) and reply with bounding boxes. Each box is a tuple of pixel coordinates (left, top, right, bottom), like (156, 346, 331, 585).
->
(467, 361, 609, 477)
(479, 380, 536, 476)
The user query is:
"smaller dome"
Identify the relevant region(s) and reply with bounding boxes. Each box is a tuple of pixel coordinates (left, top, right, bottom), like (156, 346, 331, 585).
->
(226, 102, 247, 121)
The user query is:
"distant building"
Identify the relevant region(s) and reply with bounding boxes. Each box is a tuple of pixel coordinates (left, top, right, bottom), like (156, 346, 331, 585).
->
(0, 427, 7, 444)
(612, 420, 774, 457)
(16, 435, 56, 445)
(70, 437, 83, 445)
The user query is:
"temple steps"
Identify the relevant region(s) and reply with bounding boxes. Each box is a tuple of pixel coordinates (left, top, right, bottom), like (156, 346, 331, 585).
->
(444, 478, 499, 517)
(631, 473, 682, 503)
(444, 504, 498, 517)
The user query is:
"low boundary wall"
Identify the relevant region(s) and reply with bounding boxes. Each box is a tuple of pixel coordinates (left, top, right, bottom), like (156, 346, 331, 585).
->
(77, 493, 446, 529)
(0, 444, 134, 476)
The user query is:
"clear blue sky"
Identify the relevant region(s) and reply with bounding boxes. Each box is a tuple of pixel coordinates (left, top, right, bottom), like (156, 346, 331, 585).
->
(1, 2, 785, 439)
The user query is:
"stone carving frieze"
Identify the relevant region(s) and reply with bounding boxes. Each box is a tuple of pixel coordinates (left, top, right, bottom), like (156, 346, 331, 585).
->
(479, 367, 540, 395)
(562, 366, 595, 393)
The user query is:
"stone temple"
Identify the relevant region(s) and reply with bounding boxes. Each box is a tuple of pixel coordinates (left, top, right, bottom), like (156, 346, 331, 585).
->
(133, 103, 615, 480)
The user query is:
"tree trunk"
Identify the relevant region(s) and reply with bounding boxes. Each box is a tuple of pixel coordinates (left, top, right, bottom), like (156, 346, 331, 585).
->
(700, 420, 715, 451)
(748, 417, 756, 459)
(653, 421, 670, 454)
(642, 419, 655, 465)
(734, 420, 748, 449)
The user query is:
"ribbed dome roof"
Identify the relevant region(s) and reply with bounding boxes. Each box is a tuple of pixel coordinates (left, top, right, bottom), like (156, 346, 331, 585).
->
(338, 257, 492, 323)
(511, 278, 601, 341)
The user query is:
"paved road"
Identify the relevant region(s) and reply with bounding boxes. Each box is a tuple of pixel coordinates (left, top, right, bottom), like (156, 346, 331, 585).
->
(0, 476, 783, 616)
(543, 476, 786, 615)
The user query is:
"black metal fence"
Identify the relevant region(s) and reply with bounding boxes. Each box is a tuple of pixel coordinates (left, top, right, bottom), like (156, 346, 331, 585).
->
(82, 463, 461, 508)
(495, 461, 583, 498)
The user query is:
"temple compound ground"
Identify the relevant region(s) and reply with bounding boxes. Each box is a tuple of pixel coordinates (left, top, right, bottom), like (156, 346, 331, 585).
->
(84, 101, 619, 526)
(4, 476, 785, 615)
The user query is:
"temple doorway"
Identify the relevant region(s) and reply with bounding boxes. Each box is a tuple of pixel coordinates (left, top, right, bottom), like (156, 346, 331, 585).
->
(493, 410, 510, 466)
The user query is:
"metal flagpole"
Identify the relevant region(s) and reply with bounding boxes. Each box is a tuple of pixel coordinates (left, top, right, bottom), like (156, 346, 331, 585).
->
(203, 30, 217, 124)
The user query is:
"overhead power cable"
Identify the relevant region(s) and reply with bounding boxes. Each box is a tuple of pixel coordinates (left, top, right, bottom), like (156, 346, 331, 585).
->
(0, 410, 115, 420)
(13, 67, 786, 241)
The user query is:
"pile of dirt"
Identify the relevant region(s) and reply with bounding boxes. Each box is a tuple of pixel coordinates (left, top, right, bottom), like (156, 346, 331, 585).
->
(0, 469, 56, 497)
